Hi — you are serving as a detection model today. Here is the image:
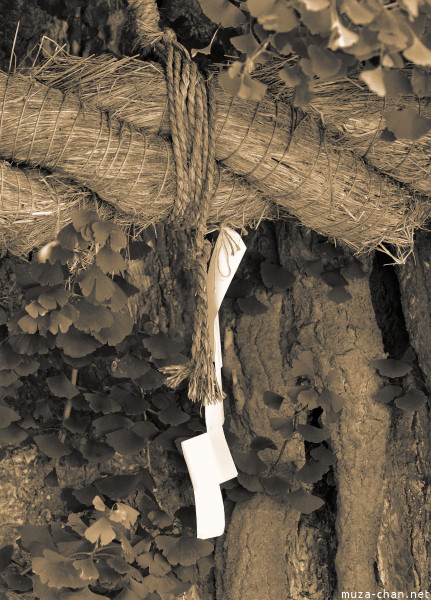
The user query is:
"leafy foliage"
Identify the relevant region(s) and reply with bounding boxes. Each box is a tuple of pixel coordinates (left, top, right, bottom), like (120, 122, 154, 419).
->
(18, 492, 200, 600)
(197, 0, 431, 136)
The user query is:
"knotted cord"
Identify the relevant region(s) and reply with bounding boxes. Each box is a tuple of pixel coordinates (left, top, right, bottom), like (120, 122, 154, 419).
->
(128, 0, 223, 405)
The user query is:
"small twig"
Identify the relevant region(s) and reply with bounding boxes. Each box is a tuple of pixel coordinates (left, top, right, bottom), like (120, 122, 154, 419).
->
(59, 368, 78, 442)
(269, 440, 288, 475)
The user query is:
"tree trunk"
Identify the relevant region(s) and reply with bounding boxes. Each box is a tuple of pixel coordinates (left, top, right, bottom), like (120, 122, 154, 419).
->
(1, 1, 431, 599)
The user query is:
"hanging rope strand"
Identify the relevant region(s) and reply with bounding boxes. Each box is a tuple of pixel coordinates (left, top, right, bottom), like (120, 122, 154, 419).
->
(127, 0, 223, 405)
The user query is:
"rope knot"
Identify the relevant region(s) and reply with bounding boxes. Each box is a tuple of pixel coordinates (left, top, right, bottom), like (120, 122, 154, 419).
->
(162, 28, 177, 45)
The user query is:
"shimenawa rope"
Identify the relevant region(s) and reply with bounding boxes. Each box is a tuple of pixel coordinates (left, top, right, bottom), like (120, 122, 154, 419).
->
(128, 0, 223, 405)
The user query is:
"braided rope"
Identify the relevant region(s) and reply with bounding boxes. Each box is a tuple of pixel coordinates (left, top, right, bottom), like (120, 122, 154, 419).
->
(127, 0, 223, 405)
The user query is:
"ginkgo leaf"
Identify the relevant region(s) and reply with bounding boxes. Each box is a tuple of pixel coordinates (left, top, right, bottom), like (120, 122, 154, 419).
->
(269, 417, 294, 439)
(131, 421, 158, 441)
(29, 261, 66, 286)
(291, 351, 315, 378)
(129, 573, 189, 597)
(340, 0, 375, 24)
(175, 564, 197, 583)
(372, 385, 402, 404)
(0, 369, 19, 388)
(78, 266, 118, 302)
(0, 544, 13, 570)
(310, 444, 337, 466)
(74, 300, 114, 333)
(360, 66, 386, 96)
(233, 451, 268, 474)
(127, 241, 153, 260)
(155, 534, 214, 566)
(263, 391, 284, 410)
(38, 286, 70, 310)
(295, 460, 328, 484)
(237, 471, 264, 492)
(371, 358, 413, 378)
(158, 406, 190, 426)
(328, 16, 359, 50)
(105, 430, 147, 455)
(56, 327, 101, 358)
(110, 389, 150, 415)
(297, 424, 330, 443)
(72, 557, 99, 581)
(382, 69, 412, 97)
(197, 555, 214, 578)
(226, 279, 253, 299)
(394, 389, 427, 411)
(260, 475, 290, 495)
(93, 414, 133, 435)
(3, 573, 31, 592)
(71, 210, 99, 233)
(44, 467, 59, 487)
(47, 374, 79, 399)
(81, 441, 115, 463)
(134, 368, 166, 391)
(403, 35, 431, 66)
(34, 434, 72, 459)
(286, 488, 325, 514)
(64, 413, 91, 434)
(321, 270, 348, 288)
(73, 486, 98, 506)
(411, 69, 431, 97)
(384, 110, 431, 141)
(94, 473, 142, 499)
(142, 333, 182, 360)
(0, 405, 20, 428)
(148, 510, 173, 529)
(48, 310, 73, 335)
(230, 33, 260, 55)
(60, 588, 109, 600)
(308, 44, 342, 80)
(37, 240, 74, 265)
(225, 486, 255, 502)
(111, 354, 151, 379)
(248, 0, 298, 31)
(85, 517, 116, 546)
(92, 311, 133, 346)
(318, 388, 344, 412)
(260, 261, 295, 292)
(0, 343, 21, 370)
(0, 424, 27, 447)
(198, 0, 246, 27)
(110, 503, 139, 529)
(33, 549, 85, 589)
(18, 314, 38, 334)
(96, 246, 126, 275)
(237, 296, 269, 315)
(92, 221, 126, 251)
(250, 436, 277, 452)
(85, 392, 120, 414)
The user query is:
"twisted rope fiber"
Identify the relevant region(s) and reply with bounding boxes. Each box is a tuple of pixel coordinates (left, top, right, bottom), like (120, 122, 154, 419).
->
(129, 0, 223, 404)
(163, 41, 223, 405)
(29, 53, 429, 258)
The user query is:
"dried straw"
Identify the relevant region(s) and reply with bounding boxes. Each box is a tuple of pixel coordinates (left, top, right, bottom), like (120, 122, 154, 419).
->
(0, 160, 122, 257)
(253, 59, 431, 197)
(0, 69, 271, 248)
(27, 53, 430, 258)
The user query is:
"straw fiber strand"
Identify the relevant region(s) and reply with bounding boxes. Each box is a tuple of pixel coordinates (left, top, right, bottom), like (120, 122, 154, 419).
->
(0, 160, 116, 256)
(0, 69, 271, 257)
(29, 54, 429, 257)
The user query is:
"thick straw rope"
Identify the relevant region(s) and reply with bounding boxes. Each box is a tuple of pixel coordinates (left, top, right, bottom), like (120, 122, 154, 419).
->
(128, 0, 223, 405)
(28, 53, 429, 258)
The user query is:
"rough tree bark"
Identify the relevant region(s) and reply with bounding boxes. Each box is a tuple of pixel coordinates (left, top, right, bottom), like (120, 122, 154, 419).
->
(1, 1, 431, 599)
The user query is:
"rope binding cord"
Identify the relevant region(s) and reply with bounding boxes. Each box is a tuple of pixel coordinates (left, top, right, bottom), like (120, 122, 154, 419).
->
(128, 0, 224, 405)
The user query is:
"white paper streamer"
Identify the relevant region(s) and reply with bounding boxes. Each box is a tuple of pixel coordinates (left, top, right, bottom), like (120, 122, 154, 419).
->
(181, 228, 246, 539)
